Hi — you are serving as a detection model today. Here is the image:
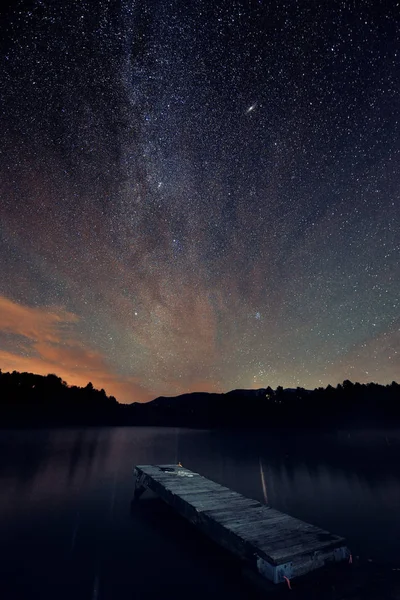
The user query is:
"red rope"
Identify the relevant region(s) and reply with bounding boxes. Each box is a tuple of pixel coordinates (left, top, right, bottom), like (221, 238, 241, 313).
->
(283, 576, 292, 590)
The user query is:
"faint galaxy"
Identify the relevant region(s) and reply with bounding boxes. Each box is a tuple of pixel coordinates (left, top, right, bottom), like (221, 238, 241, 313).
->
(0, 0, 399, 401)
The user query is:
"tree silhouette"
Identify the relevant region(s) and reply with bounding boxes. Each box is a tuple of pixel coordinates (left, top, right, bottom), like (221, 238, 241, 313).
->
(0, 369, 398, 428)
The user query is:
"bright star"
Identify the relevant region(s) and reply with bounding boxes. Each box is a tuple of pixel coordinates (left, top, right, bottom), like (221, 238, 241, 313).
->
(246, 103, 257, 114)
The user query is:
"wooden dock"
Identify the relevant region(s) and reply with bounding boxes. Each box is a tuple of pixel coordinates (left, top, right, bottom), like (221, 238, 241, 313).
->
(134, 464, 350, 585)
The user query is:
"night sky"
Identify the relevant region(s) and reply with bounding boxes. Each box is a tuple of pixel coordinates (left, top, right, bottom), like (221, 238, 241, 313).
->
(0, 0, 399, 402)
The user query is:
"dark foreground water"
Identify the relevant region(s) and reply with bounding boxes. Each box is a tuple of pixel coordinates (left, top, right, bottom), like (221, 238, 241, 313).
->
(0, 427, 400, 600)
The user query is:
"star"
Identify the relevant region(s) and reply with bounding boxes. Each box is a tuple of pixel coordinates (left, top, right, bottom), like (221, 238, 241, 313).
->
(246, 103, 257, 114)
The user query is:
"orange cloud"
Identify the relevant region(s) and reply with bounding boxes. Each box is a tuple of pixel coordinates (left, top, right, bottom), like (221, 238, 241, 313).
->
(0, 296, 151, 403)
(0, 296, 78, 342)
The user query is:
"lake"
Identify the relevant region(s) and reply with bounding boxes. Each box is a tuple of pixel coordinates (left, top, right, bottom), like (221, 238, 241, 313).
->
(0, 427, 399, 599)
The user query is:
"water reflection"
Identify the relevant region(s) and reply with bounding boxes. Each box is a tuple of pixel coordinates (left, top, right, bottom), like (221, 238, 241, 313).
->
(0, 426, 399, 599)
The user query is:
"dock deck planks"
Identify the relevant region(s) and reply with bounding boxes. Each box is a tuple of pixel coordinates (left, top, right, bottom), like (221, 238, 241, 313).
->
(134, 464, 350, 584)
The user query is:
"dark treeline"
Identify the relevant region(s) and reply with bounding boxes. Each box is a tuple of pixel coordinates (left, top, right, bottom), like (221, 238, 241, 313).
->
(0, 371, 119, 426)
(0, 369, 399, 429)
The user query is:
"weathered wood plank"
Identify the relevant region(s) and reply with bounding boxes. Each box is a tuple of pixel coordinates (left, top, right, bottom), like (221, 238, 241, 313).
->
(227, 512, 292, 530)
(267, 536, 345, 564)
(203, 505, 275, 524)
(155, 479, 227, 492)
(134, 464, 350, 584)
(188, 499, 261, 513)
(229, 514, 323, 535)
(250, 529, 339, 553)
(163, 482, 230, 493)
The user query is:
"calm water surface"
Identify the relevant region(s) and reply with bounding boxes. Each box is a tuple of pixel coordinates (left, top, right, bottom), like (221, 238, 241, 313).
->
(0, 427, 399, 599)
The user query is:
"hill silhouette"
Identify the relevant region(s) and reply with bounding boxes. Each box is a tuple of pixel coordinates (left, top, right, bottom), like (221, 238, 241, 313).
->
(0, 369, 399, 428)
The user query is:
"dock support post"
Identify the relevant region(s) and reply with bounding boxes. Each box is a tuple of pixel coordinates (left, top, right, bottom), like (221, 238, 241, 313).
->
(133, 469, 147, 501)
(134, 482, 146, 500)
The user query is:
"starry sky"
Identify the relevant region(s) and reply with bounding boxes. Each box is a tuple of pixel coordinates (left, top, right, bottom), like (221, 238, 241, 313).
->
(0, 0, 399, 402)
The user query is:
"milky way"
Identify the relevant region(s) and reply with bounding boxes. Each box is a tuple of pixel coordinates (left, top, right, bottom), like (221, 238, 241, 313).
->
(0, 0, 399, 401)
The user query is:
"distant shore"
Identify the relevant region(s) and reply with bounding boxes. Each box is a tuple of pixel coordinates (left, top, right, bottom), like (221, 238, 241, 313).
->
(0, 369, 399, 430)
